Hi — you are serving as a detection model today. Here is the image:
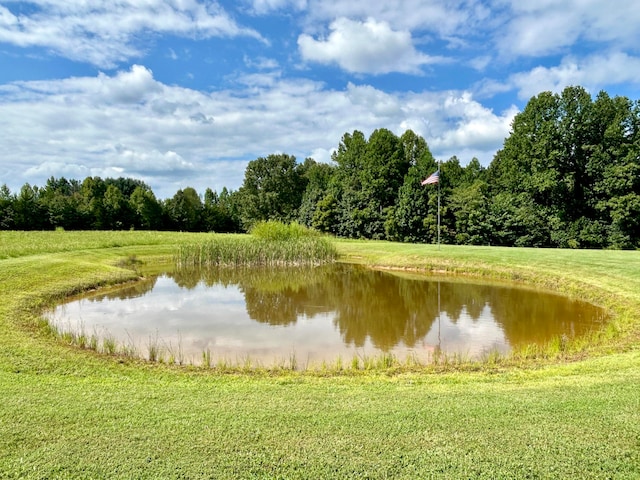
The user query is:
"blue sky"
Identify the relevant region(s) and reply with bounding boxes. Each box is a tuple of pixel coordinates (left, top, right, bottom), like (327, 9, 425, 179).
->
(1, 0, 639, 199)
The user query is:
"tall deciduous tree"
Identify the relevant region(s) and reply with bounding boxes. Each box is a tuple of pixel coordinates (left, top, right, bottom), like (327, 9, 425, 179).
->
(130, 185, 162, 230)
(489, 86, 640, 248)
(386, 131, 438, 243)
(237, 153, 308, 229)
(165, 187, 203, 231)
(103, 184, 129, 229)
(0, 184, 15, 230)
(327, 130, 368, 238)
(14, 183, 45, 230)
(80, 177, 107, 229)
(358, 128, 409, 239)
(39, 177, 84, 229)
(329, 129, 410, 239)
(298, 158, 335, 228)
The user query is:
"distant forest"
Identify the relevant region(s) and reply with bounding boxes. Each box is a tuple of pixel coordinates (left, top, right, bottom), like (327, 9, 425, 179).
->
(2, 86, 639, 249)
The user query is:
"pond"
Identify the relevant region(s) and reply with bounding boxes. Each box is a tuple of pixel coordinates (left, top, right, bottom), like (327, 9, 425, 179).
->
(46, 264, 606, 367)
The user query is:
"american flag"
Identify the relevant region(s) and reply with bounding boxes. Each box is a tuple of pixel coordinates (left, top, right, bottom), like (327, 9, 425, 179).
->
(421, 170, 439, 185)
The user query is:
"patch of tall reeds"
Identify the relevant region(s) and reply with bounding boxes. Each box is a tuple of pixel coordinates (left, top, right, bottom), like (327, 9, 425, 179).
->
(175, 222, 337, 268)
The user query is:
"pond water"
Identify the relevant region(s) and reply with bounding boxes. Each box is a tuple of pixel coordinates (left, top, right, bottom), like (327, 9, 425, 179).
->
(47, 264, 606, 367)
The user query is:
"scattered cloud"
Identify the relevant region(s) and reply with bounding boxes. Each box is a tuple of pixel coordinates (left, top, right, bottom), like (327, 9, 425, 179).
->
(0, 0, 264, 67)
(509, 52, 640, 100)
(0, 65, 511, 197)
(243, 55, 279, 70)
(1, 0, 639, 198)
(248, 0, 308, 15)
(297, 0, 476, 35)
(298, 17, 445, 74)
(497, 0, 640, 58)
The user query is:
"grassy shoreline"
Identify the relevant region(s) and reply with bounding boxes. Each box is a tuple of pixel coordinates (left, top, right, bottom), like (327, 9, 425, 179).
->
(1, 231, 639, 478)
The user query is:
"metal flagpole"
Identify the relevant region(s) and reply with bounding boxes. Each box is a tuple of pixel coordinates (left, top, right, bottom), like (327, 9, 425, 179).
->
(421, 161, 441, 248)
(437, 159, 441, 250)
(437, 280, 441, 350)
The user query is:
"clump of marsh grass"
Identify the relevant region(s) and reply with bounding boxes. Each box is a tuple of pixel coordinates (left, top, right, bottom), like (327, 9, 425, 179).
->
(281, 351, 298, 371)
(89, 333, 99, 351)
(403, 352, 423, 369)
(201, 348, 212, 368)
(175, 222, 337, 268)
(165, 333, 184, 365)
(481, 348, 504, 365)
(102, 335, 117, 355)
(147, 331, 162, 362)
(350, 355, 359, 370)
(120, 331, 138, 357)
(76, 330, 88, 349)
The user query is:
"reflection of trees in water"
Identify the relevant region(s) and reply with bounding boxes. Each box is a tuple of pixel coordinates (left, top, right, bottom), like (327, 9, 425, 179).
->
(395, 275, 605, 345)
(483, 286, 604, 344)
(161, 265, 604, 350)
(82, 276, 158, 302)
(327, 267, 435, 350)
(243, 287, 312, 326)
(169, 266, 333, 326)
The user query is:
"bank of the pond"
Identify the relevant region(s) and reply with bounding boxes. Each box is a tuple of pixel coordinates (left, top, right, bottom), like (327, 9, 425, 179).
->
(0, 231, 639, 478)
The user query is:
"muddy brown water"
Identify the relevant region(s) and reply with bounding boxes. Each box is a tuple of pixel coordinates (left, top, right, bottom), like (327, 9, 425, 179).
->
(46, 264, 606, 367)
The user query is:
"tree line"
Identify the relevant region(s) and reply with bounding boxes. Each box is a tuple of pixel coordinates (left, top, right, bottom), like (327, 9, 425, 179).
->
(2, 86, 639, 248)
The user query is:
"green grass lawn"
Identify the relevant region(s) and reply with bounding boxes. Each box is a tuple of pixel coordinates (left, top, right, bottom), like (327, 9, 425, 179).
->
(1, 231, 639, 479)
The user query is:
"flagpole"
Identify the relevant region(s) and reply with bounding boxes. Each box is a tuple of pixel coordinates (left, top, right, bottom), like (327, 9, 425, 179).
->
(421, 163, 441, 248)
(437, 159, 441, 251)
(437, 280, 441, 352)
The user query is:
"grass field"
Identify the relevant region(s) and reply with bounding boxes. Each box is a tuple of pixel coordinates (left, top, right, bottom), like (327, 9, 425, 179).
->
(0, 231, 639, 478)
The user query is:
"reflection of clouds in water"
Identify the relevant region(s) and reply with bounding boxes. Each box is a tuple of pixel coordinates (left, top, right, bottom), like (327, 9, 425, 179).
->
(422, 304, 509, 357)
(49, 279, 352, 363)
(47, 267, 603, 365)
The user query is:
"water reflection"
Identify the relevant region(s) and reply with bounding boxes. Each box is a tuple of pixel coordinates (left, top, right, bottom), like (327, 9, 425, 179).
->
(48, 264, 606, 365)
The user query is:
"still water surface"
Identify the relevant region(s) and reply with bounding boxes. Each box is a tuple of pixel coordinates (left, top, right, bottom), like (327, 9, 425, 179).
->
(47, 264, 606, 366)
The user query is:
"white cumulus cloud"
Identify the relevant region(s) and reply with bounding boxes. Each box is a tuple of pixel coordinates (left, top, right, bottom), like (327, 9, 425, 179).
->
(497, 0, 640, 58)
(0, 65, 512, 198)
(509, 52, 640, 100)
(0, 0, 264, 67)
(298, 17, 444, 74)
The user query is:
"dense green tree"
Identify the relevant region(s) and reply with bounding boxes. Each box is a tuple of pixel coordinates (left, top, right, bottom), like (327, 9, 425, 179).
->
(201, 188, 221, 232)
(358, 128, 409, 239)
(462, 158, 485, 184)
(103, 184, 131, 229)
(79, 177, 108, 229)
(201, 187, 241, 232)
(237, 154, 308, 229)
(165, 187, 203, 231)
(328, 130, 368, 238)
(0, 184, 15, 230)
(328, 129, 410, 239)
(311, 193, 339, 234)
(448, 159, 489, 245)
(450, 180, 491, 245)
(130, 186, 163, 230)
(13, 183, 45, 230)
(298, 159, 335, 228)
(436, 157, 465, 244)
(489, 86, 640, 248)
(40, 177, 85, 229)
(218, 187, 242, 232)
(105, 177, 150, 198)
(386, 132, 438, 242)
(587, 93, 640, 248)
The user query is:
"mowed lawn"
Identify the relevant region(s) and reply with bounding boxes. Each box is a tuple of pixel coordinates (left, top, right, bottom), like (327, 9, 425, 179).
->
(0, 231, 639, 479)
